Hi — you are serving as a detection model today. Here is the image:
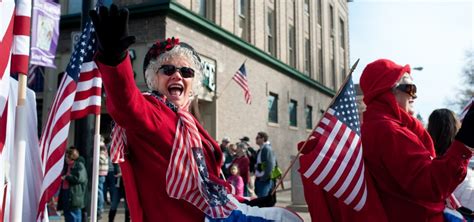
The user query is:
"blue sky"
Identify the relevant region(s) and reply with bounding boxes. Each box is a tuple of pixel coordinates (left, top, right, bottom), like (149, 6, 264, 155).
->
(349, 0, 473, 122)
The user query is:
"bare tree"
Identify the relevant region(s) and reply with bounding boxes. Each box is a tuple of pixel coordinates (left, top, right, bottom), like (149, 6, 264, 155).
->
(452, 50, 474, 111)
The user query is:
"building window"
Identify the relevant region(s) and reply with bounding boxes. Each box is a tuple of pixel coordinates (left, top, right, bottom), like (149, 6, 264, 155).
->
(339, 18, 345, 50)
(305, 105, 313, 130)
(238, 0, 250, 41)
(267, 8, 276, 56)
(66, 0, 81, 14)
(289, 25, 296, 67)
(289, 100, 298, 127)
(268, 92, 279, 123)
(339, 18, 346, 81)
(318, 46, 324, 84)
(304, 0, 310, 15)
(330, 5, 336, 89)
(317, 0, 322, 26)
(239, 0, 246, 16)
(197, 0, 215, 21)
(304, 38, 311, 75)
(331, 55, 336, 89)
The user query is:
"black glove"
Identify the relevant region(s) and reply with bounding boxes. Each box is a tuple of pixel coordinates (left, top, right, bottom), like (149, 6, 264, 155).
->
(243, 192, 276, 207)
(456, 103, 474, 148)
(89, 4, 136, 66)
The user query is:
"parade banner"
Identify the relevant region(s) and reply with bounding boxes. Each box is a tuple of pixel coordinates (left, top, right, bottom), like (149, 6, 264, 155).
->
(30, 0, 60, 68)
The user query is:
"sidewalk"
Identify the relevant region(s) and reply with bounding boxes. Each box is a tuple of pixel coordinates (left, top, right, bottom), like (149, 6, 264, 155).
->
(51, 180, 311, 221)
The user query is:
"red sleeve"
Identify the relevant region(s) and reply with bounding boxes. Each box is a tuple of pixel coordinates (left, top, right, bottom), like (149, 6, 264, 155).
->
(96, 55, 166, 132)
(381, 125, 471, 202)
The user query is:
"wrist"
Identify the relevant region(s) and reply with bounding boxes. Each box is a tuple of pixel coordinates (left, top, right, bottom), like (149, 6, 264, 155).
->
(96, 51, 127, 66)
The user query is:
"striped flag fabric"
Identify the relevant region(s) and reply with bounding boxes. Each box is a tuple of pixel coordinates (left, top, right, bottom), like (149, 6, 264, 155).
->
(299, 74, 368, 211)
(166, 110, 237, 218)
(36, 18, 101, 220)
(232, 63, 251, 104)
(70, 60, 102, 119)
(110, 122, 126, 164)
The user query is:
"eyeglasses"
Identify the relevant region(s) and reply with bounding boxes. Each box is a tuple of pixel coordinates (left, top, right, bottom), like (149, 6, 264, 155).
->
(158, 65, 195, 78)
(396, 84, 417, 99)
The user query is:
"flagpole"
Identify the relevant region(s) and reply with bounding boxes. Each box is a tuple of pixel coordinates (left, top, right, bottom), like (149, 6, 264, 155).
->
(11, 74, 28, 222)
(216, 59, 247, 100)
(271, 59, 360, 195)
(90, 114, 101, 222)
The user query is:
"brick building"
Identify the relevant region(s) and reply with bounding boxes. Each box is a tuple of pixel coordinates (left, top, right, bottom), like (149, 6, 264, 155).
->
(41, 0, 351, 171)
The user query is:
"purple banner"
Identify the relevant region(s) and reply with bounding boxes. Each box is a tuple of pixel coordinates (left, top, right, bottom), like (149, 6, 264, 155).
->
(30, 0, 60, 68)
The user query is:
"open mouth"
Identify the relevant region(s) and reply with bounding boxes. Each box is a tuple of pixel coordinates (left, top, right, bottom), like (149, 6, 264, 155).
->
(168, 84, 184, 97)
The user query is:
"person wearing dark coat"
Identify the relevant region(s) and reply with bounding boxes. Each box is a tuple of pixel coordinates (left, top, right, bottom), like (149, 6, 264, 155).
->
(58, 147, 88, 222)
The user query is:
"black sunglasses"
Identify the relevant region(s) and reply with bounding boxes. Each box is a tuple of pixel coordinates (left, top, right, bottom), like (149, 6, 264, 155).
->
(396, 84, 417, 99)
(158, 65, 195, 78)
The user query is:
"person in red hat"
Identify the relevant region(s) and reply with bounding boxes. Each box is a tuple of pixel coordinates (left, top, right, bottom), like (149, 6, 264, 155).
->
(359, 58, 474, 221)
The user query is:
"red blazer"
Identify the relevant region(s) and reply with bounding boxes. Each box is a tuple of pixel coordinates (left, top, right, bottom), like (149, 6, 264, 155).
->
(97, 56, 224, 222)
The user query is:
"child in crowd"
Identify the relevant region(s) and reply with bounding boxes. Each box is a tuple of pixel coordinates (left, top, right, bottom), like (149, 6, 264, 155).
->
(228, 164, 244, 197)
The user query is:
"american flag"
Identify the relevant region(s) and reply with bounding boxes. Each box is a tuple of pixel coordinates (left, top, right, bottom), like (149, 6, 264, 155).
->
(299, 74, 367, 211)
(36, 19, 101, 219)
(232, 63, 251, 104)
(0, 0, 31, 152)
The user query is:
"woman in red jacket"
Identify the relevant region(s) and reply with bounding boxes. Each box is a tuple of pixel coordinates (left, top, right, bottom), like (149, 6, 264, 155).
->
(89, 5, 236, 222)
(359, 59, 474, 221)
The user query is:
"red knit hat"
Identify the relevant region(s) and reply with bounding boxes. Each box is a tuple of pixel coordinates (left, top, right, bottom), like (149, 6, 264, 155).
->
(360, 59, 411, 105)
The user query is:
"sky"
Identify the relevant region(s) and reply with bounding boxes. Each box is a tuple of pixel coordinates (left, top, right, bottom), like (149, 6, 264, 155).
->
(349, 0, 474, 122)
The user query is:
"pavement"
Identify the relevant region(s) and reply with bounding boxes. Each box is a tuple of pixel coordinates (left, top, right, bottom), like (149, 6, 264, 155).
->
(51, 180, 311, 222)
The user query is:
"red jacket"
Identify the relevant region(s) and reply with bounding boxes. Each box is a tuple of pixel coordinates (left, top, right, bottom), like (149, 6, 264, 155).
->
(97, 56, 224, 222)
(362, 91, 471, 221)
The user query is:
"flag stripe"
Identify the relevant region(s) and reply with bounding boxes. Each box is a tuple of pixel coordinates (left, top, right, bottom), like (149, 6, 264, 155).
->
(12, 16, 30, 36)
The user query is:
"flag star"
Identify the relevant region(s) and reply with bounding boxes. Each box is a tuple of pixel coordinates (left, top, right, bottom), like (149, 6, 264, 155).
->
(71, 64, 75, 69)
(79, 57, 84, 62)
(196, 152, 203, 160)
(80, 49, 85, 54)
(81, 41, 86, 46)
(88, 45, 92, 50)
(199, 165, 205, 172)
(82, 34, 86, 39)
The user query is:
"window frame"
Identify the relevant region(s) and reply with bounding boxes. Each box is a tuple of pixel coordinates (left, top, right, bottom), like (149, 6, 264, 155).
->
(305, 105, 313, 130)
(268, 92, 279, 123)
(289, 99, 298, 127)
